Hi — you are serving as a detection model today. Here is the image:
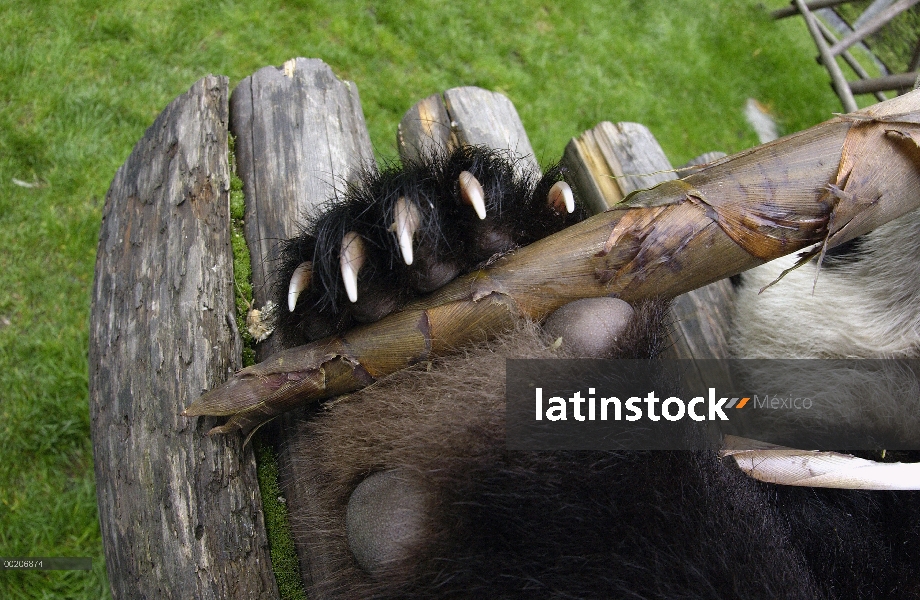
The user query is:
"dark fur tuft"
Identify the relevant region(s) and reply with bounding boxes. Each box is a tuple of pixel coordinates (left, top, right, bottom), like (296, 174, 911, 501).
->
(274, 146, 586, 346)
(606, 297, 672, 358)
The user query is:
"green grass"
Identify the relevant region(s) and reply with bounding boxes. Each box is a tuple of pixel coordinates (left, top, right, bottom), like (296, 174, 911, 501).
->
(0, 0, 847, 597)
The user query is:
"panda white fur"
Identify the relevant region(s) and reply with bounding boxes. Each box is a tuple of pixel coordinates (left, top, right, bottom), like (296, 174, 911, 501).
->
(732, 213, 920, 359)
(276, 146, 920, 599)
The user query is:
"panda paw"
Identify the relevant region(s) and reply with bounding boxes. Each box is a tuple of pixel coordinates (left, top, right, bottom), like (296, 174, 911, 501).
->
(275, 145, 586, 346)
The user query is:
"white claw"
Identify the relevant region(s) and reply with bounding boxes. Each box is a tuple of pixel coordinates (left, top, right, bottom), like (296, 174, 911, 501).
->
(459, 171, 486, 220)
(393, 197, 420, 266)
(548, 181, 575, 214)
(340, 231, 365, 303)
(287, 261, 312, 312)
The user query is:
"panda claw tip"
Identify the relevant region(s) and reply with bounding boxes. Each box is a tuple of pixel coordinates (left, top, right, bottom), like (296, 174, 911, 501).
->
(549, 181, 575, 214)
(459, 171, 486, 220)
(399, 234, 414, 265)
(340, 232, 365, 303)
(394, 197, 419, 266)
(287, 261, 312, 312)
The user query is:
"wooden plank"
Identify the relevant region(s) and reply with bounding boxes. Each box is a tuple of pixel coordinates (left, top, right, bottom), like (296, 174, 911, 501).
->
(562, 122, 736, 361)
(231, 57, 375, 361)
(815, 16, 889, 102)
(561, 121, 673, 215)
(828, 0, 920, 56)
(794, 0, 860, 112)
(772, 0, 854, 19)
(398, 86, 540, 176)
(89, 76, 277, 599)
(849, 71, 920, 94)
(229, 57, 376, 591)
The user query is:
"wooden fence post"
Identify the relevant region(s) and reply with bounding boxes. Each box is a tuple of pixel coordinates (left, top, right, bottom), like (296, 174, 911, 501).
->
(230, 58, 376, 363)
(229, 57, 376, 589)
(89, 75, 277, 599)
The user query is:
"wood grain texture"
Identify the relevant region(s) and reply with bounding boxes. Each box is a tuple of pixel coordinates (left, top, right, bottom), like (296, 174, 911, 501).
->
(563, 121, 736, 360)
(396, 92, 452, 160)
(231, 57, 375, 360)
(398, 86, 540, 176)
(229, 58, 376, 589)
(89, 75, 277, 599)
(563, 121, 674, 214)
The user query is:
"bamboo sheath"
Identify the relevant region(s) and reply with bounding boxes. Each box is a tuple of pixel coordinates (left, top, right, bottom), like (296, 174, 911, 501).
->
(185, 90, 920, 435)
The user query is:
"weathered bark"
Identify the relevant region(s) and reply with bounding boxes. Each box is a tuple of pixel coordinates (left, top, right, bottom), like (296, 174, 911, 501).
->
(89, 76, 277, 599)
(186, 89, 920, 434)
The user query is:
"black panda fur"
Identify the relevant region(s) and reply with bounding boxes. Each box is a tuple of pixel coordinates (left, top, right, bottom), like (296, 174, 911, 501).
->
(274, 147, 920, 599)
(275, 145, 584, 346)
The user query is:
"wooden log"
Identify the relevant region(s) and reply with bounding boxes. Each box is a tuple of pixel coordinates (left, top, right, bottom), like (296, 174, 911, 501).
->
(396, 92, 453, 159)
(228, 57, 376, 590)
(89, 76, 278, 599)
(231, 57, 376, 361)
(397, 86, 540, 176)
(562, 121, 673, 214)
